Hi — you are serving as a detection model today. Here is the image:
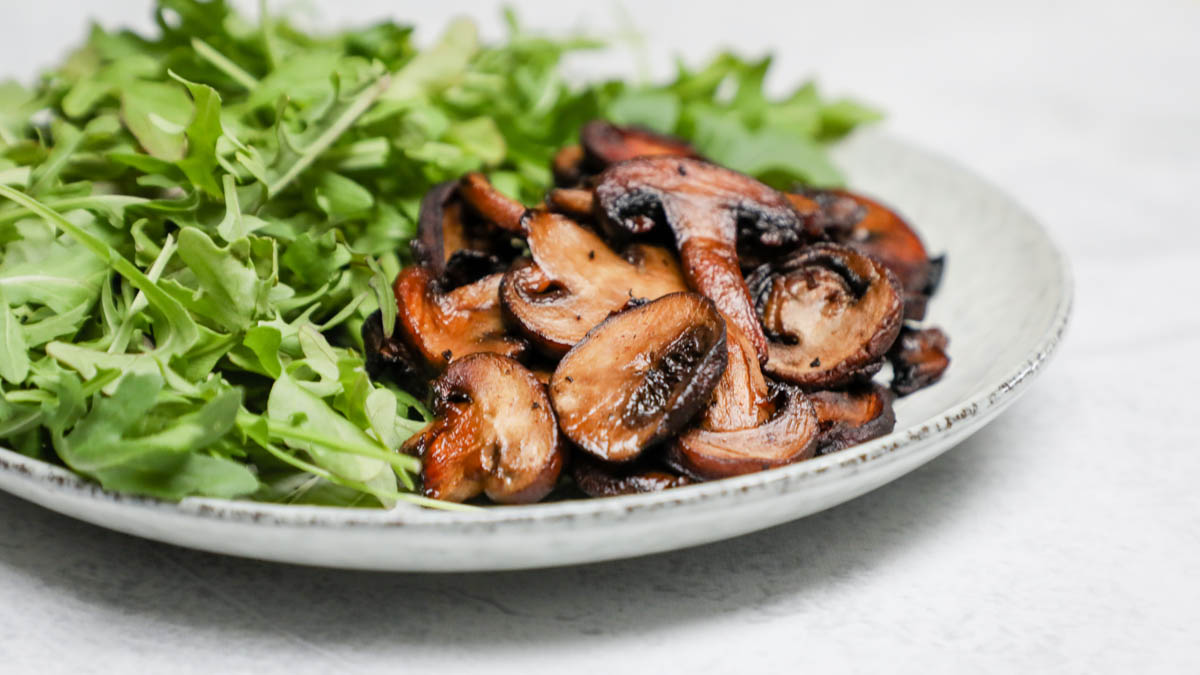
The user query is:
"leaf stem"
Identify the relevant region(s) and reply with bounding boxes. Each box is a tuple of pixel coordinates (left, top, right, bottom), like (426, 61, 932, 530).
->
(191, 38, 260, 90)
(266, 74, 391, 196)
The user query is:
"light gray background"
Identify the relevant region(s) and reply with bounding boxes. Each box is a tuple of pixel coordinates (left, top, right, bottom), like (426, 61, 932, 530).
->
(2, 0, 1198, 672)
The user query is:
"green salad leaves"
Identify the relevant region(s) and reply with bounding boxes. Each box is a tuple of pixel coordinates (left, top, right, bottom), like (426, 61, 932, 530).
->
(0, 0, 878, 507)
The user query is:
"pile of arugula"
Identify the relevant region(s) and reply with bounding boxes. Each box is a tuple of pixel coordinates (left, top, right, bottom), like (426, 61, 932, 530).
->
(0, 0, 878, 508)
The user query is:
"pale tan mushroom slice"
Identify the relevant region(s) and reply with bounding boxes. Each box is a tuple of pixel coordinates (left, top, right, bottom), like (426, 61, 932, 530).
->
(550, 292, 728, 463)
(500, 210, 688, 356)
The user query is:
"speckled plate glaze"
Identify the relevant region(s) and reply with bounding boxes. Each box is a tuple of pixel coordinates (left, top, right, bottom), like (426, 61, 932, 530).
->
(0, 132, 1070, 571)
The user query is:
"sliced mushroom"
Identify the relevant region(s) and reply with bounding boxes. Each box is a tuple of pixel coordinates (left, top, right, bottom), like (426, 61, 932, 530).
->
(500, 210, 688, 356)
(581, 120, 699, 167)
(552, 144, 587, 186)
(402, 353, 565, 504)
(550, 292, 728, 462)
(816, 189, 940, 320)
(747, 243, 903, 389)
(666, 382, 819, 480)
(696, 322, 773, 431)
(572, 454, 692, 498)
(458, 172, 527, 233)
(545, 187, 595, 221)
(809, 383, 896, 456)
(889, 326, 950, 396)
(784, 189, 867, 241)
(665, 323, 818, 480)
(362, 309, 427, 391)
(410, 180, 517, 287)
(594, 156, 819, 364)
(393, 266, 527, 372)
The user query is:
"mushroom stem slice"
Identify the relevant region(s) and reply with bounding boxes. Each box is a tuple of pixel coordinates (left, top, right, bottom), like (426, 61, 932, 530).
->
(458, 172, 528, 233)
(810, 384, 897, 456)
(889, 326, 950, 396)
(747, 243, 903, 389)
(550, 292, 729, 463)
(500, 211, 688, 356)
(572, 454, 692, 498)
(667, 383, 819, 480)
(394, 267, 527, 371)
(594, 157, 817, 365)
(545, 187, 596, 221)
(404, 354, 565, 504)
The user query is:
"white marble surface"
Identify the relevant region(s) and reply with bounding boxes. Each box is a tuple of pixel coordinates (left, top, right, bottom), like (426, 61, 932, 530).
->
(1, 0, 1197, 672)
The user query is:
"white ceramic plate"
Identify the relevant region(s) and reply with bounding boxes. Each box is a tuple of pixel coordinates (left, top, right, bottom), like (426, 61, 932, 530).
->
(0, 132, 1071, 571)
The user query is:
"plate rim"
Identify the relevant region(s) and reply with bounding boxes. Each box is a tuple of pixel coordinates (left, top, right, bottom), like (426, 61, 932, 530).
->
(0, 132, 1074, 532)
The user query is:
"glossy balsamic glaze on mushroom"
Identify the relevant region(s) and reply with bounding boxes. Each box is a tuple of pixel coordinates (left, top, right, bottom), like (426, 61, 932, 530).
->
(365, 121, 949, 505)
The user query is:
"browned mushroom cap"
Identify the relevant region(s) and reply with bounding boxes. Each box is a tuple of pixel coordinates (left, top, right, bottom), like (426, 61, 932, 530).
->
(594, 156, 819, 364)
(572, 454, 692, 498)
(809, 383, 896, 456)
(581, 120, 699, 166)
(402, 353, 565, 504)
(889, 326, 950, 396)
(550, 292, 728, 462)
(500, 211, 688, 356)
(666, 382, 819, 480)
(747, 243, 903, 389)
(458, 172, 528, 234)
(393, 266, 527, 372)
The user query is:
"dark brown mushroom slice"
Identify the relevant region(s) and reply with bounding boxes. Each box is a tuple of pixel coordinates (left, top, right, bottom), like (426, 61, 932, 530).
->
(889, 326, 950, 396)
(550, 292, 728, 463)
(747, 243, 903, 389)
(552, 144, 586, 187)
(393, 266, 527, 372)
(809, 383, 897, 456)
(410, 180, 516, 286)
(784, 190, 867, 240)
(572, 454, 692, 498)
(594, 157, 820, 364)
(580, 120, 699, 168)
(402, 353, 565, 504)
(666, 382, 819, 481)
(458, 172, 528, 234)
(822, 189, 940, 320)
(361, 309, 428, 391)
(500, 210, 688, 356)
